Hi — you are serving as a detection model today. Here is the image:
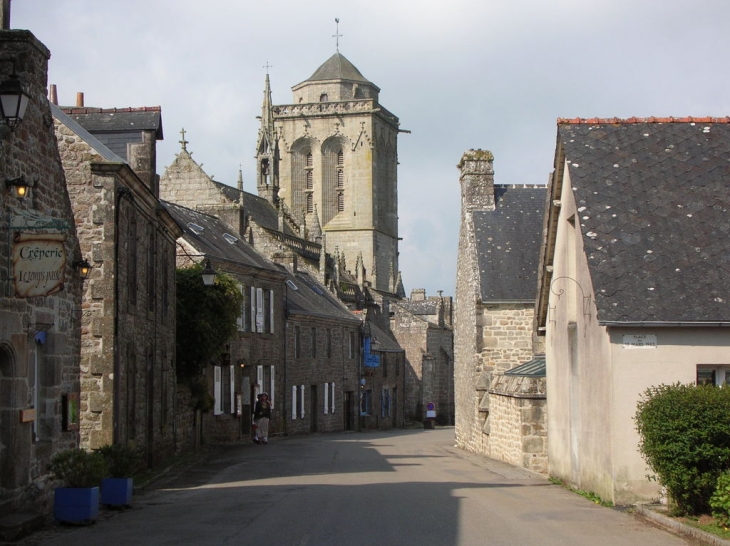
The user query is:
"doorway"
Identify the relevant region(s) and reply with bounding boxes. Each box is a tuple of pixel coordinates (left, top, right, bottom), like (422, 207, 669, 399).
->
(344, 391, 354, 431)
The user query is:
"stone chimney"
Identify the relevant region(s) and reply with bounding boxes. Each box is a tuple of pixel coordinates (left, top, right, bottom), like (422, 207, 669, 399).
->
(76, 92, 84, 107)
(410, 288, 426, 301)
(458, 149, 495, 213)
(49, 83, 58, 105)
(271, 250, 297, 274)
(128, 131, 158, 196)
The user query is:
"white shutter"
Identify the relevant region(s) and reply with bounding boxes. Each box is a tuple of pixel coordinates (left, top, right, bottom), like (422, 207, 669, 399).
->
(213, 366, 222, 415)
(269, 365, 275, 408)
(330, 382, 336, 414)
(256, 365, 264, 395)
(236, 284, 244, 330)
(291, 385, 297, 420)
(300, 385, 305, 418)
(269, 290, 275, 333)
(229, 365, 236, 414)
(250, 286, 256, 333)
(323, 383, 329, 414)
(256, 287, 264, 332)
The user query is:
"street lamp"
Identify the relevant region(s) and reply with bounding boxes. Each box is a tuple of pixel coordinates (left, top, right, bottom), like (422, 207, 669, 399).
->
(73, 259, 92, 280)
(0, 68, 30, 130)
(201, 259, 216, 286)
(5, 175, 30, 198)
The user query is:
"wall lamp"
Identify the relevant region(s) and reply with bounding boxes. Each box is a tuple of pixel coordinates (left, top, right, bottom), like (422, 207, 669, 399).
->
(201, 259, 216, 286)
(0, 67, 30, 130)
(5, 175, 30, 198)
(73, 259, 92, 280)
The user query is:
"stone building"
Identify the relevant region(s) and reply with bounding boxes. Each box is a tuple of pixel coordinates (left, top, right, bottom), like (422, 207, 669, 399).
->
(536, 117, 730, 503)
(164, 201, 287, 444)
(0, 29, 81, 522)
(161, 141, 366, 438)
(259, 55, 403, 294)
(390, 289, 454, 424)
(51, 97, 182, 467)
(453, 149, 547, 474)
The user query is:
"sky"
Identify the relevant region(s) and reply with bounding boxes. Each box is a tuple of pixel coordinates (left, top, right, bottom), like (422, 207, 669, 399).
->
(13, 0, 730, 297)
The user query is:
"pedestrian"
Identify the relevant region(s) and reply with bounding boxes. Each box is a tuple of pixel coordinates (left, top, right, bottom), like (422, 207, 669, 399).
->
(253, 392, 272, 444)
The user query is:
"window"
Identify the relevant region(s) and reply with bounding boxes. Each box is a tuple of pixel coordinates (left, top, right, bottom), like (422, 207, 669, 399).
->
(269, 291, 275, 333)
(360, 390, 372, 415)
(326, 329, 332, 358)
(306, 193, 313, 213)
(213, 365, 235, 415)
(311, 327, 317, 358)
(697, 365, 730, 386)
(323, 382, 335, 414)
(381, 388, 391, 418)
(320, 93, 328, 102)
(269, 365, 275, 408)
(237, 284, 247, 331)
(306, 169, 313, 189)
(337, 191, 344, 213)
(291, 385, 306, 420)
(349, 331, 357, 359)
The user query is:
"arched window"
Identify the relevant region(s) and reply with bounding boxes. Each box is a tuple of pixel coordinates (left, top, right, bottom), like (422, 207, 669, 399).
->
(322, 139, 346, 224)
(291, 142, 313, 215)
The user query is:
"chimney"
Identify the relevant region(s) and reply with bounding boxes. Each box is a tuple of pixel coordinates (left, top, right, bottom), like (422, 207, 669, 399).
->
(49, 84, 58, 105)
(458, 149, 496, 213)
(76, 92, 84, 107)
(271, 251, 297, 274)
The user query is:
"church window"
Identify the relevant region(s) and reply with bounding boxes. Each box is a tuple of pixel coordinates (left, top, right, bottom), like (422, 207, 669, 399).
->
(320, 93, 328, 102)
(292, 146, 312, 215)
(306, 193, 313, 213)
(337, 191, 344, 212)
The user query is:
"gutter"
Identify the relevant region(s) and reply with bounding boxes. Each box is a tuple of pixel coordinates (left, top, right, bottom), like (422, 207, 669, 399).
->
(600, 321, 730, 328)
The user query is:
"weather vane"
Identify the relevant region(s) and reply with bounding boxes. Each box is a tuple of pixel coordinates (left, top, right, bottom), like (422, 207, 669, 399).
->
(333, 18, 342, 52)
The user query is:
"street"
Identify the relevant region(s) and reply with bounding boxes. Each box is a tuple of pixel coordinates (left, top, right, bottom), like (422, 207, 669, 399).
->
(28, 428, 691, 546)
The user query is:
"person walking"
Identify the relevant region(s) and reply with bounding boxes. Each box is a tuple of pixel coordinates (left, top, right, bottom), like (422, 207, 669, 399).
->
(253, 392, 272, 444)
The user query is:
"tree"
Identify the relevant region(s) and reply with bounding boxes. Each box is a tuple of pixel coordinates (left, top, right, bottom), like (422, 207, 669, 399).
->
(635, 382, 730, 515)
(176, 263, 242, 380)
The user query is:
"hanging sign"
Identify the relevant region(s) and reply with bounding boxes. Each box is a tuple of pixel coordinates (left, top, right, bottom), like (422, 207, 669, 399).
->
(12, 232, 67, 298)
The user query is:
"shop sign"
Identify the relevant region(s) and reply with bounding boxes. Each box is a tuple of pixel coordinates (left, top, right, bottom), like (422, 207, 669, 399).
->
(12, 232, 67, 298)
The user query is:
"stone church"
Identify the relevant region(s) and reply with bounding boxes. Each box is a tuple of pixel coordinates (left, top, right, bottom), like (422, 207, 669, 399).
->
(256, 53, 402, 294)
(161, 50, 454, 427)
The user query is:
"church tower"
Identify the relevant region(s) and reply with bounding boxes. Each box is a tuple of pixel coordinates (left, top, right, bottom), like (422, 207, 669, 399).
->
(263, 52, 402, 293)
(256, 73, 280, 204)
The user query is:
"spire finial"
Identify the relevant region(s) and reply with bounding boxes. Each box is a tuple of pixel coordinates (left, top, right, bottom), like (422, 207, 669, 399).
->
(179, 128, 188, 151)
(333, 18, 342, 53)
(263, 61, 272, 74)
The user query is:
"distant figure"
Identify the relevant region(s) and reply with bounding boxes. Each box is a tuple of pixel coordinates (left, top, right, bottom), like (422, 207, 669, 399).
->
(253, 392, 272, 444)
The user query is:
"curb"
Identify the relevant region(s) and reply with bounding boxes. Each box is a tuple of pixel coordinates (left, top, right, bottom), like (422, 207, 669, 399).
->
(635, 505, 730, 546)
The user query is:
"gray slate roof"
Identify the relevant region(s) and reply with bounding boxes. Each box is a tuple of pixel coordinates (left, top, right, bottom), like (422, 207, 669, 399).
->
(559, 119, 730, 323)
(398, 300, 438, 316)
(62, 107, 163, 137)
(474, 185, 546, 302)
(162, 201, 278, 272)
(285, 270, 360, 324)
(304, 53, 371, 84)
(51, 104, 125, 163)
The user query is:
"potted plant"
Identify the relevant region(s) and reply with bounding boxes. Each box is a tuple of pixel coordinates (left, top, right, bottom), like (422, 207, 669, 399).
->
(50, 448, 108, 523)
(96, 443, 140, 507)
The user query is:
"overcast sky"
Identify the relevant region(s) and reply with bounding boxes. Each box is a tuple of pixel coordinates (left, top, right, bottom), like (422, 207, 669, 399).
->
(14, 0, 730, 297)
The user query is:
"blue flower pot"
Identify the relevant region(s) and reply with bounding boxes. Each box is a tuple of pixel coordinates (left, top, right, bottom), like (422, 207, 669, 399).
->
(54, 487, 100, 523)
(101, 477, 133, 506)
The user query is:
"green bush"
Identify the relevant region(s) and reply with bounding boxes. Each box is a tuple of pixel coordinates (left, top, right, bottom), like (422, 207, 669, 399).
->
(710, 472, 730, 527)
(49, 448, 108, 488)
(95, 443, 141, 478)
(635, 383, 730, 515)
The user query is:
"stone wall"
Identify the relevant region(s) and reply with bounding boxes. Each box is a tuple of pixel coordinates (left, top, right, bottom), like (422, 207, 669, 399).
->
(54, 114, 180, 469)
(0, 30, 81, 514)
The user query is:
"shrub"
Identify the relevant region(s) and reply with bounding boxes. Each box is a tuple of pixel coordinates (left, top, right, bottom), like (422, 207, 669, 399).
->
(49, 448, 108, 488)
(635, 383, 730, 515)
(95, 443, 141, 478)
(711, 472, 730, 528)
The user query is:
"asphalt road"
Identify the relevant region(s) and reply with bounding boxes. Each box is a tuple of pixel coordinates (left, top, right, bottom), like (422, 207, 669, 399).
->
(28, 428, 692, 546)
